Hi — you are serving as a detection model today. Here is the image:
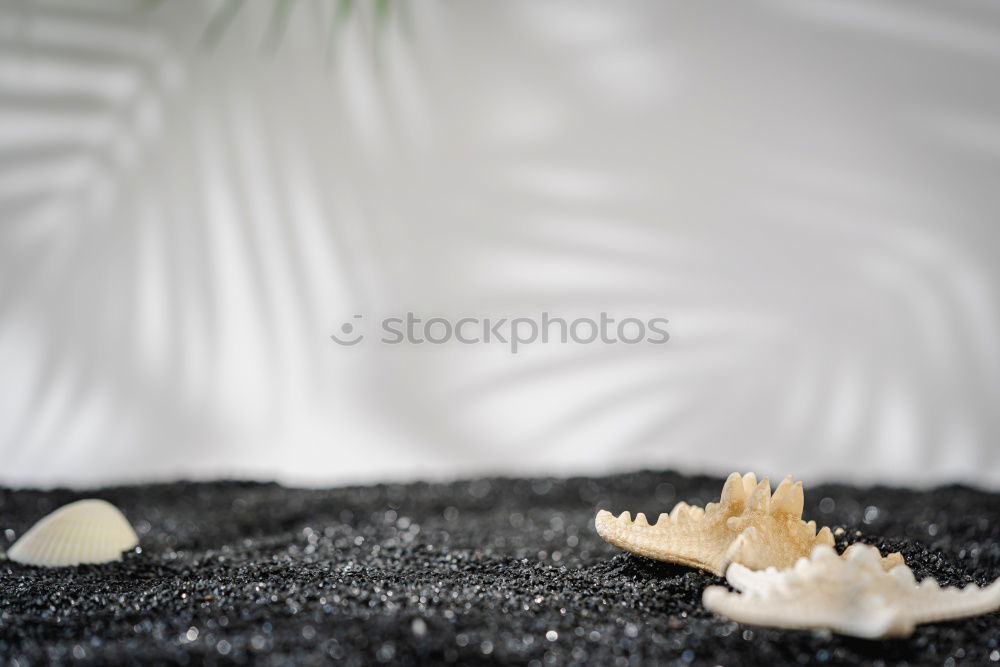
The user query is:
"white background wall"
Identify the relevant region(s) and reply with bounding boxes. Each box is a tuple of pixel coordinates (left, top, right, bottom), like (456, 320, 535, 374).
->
(2, 0, 999, 487)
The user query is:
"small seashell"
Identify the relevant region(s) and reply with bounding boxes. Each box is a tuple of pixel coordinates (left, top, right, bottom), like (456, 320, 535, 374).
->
(6, 499, 139, 567)
(703, 543, 1000, 639)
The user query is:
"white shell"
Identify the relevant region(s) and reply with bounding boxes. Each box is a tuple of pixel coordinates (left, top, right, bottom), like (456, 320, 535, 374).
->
(703, 543, 1000, 639)
(6, 499, 139, 567)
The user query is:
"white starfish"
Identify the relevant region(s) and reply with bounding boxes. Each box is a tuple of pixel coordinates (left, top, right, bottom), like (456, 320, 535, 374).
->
(704, 543, 1000, 639)
(596, 472, 838, 575)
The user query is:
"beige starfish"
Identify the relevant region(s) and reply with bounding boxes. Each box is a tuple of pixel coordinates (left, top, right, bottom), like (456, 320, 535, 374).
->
(595, 472, 837, 576)
(704, 543, 1000, 639)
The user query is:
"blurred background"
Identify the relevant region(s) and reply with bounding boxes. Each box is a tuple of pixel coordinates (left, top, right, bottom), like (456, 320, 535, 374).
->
(1, 0, 999, 488)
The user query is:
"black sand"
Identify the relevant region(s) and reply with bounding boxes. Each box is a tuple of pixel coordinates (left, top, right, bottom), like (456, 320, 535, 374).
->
(2, 471, 999, 665)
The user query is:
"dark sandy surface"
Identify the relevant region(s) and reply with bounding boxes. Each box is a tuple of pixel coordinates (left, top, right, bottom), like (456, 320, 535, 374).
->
(2, 471, 999, 665)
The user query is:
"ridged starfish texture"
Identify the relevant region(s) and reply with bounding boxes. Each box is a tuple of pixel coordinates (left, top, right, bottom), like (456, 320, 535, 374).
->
(704, 543, 1000, 639)
(595, 473, 836, 576)
(6, 499, 139, 568)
